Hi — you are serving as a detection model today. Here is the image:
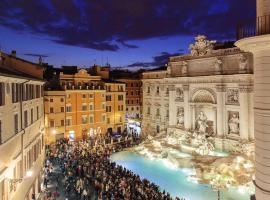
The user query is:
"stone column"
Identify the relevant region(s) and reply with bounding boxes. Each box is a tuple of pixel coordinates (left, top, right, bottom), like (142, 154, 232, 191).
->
(216, 84, 226, 137)
(213, 107, 217, 135)
(239, 85, 250, 140)
(190, 105, 196, 130)
(168, 85, 177, 127)
(236, 34, 270, 199)
(183, 85, 191, 130)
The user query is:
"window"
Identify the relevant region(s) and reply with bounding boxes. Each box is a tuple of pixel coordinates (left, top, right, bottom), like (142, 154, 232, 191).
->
(131, 107, 134, 111)
(119, 116, 122, 123)
(49, 120, 54, 127)
(82, 104, 87, 111)
(82, 94, 86, 98)
(50, 98, 53, 102)
(156, 108, 160, 116)
(136, 100, 139, 104)
(102, 114, 106, 122)
(126, 108, 128, 111)
(0, 83, 5, 106)
(89, 104, 94, 111)
(31, 109, 33, 124)
(24, 110, 28, 128)
(166, 110, 169, 118)
(137, 107, 139, 111)
(166, 88, 169, 95)
(147, 107, 150, 115)
(66, 106, 72, 112)
(118, 105, 124, 111)
(61, 107, 65, 112)
(82, 116, 88, 124)
(147, 87, 150, 94)
(127, 100, 129, 104)
(118, 95, 123, 101)
(89, 94, 93, 98)
(102, 102, 106, 110)
(66, 118, 72, 126)
(89, 115, 94, 123)
(60, 98, 64, 102)
(131, 91, 133, 96)
(156, 86, 160, 94)
(61, 120, 65, 126)
(106, 106, 111, 112)
(106, 95, 111, 101)
(49, 107, 54, 113)
(36, 106, 39, 119)
(14, 114, 18, 134)
(67, 94, 71, 98)
(107, 85, 111, 92)
(107, 117, 110, 124)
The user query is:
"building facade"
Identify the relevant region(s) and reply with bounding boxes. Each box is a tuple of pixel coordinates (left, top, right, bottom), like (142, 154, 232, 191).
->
(0, 52, 45, 200)
(236, 0, 270, 198)
(117, 79, 142, 119)
(45, 69, 125, 143)
(142, 36, 254, 151)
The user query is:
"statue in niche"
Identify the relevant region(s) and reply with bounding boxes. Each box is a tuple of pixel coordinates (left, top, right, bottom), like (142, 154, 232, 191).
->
(196, 111, 208, 133)
(239, 54, 248, 71)
(182, 61, 188, 74)
(228, 112, 240, 134)
(214, 58, 222, 72)
(176, 88, 184, 101)
(177, 108, 184, 127)
(189, 35, 216, 56)
(227, 89, 239, 104)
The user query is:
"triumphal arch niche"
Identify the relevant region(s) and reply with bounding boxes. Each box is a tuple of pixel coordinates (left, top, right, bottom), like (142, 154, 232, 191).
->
(142, 35, 254, 152)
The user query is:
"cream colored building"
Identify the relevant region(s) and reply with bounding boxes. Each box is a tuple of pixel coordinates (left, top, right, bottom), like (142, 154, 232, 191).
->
(0, 52, 45, 200)
(235, 0, 270, 199)
(142, 36, 254, 151)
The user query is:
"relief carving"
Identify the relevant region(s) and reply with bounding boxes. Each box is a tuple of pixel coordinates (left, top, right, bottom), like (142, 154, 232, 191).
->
(189, 35, 216, 56)
(227, 89, 239, 104)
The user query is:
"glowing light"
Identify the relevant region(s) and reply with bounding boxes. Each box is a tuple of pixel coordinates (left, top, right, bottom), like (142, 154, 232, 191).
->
(52, 129, 57, 134)
(238, 186, 246, 194)
(26, 170, 33, 177)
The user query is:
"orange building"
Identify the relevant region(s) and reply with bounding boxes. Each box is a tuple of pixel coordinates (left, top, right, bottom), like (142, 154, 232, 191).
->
(44, 69, 125, 143)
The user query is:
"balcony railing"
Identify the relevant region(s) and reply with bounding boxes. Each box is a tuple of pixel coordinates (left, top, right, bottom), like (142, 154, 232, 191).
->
(237, 15, 270, 40)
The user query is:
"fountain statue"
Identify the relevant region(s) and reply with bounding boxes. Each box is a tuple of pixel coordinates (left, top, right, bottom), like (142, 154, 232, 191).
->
(196, 111, 208, 133)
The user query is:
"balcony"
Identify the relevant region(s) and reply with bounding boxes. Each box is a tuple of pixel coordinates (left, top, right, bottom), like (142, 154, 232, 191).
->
(237, 15, 270, 40)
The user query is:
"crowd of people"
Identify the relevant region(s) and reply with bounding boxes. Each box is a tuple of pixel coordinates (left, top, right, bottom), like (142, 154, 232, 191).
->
(42, 136, 186, 200)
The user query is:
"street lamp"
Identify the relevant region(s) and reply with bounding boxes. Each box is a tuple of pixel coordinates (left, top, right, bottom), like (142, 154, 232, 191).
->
(9, 170, 33, 188)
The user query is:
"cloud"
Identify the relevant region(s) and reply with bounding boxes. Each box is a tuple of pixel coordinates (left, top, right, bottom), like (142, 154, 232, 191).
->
(127, 51, 181, 68)
(0, 0, 256, 51)
(24, 53, 49, 57)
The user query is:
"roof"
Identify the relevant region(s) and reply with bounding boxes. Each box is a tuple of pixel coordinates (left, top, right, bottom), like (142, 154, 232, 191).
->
(0, 66, 44, 81)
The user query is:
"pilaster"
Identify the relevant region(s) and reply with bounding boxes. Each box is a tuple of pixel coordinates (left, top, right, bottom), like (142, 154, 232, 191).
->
(216, 84, 226, 137)
(183, 85, 191, 130)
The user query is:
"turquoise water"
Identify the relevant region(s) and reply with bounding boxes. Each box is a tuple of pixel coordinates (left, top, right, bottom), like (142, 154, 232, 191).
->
(110, 151, 253, 200)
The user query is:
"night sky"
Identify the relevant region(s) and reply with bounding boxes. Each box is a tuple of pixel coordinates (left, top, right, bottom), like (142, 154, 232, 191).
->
(0, 0, 255, 69)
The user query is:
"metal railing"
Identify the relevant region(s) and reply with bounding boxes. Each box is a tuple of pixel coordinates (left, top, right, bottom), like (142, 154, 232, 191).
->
(237, 15, 270, 40)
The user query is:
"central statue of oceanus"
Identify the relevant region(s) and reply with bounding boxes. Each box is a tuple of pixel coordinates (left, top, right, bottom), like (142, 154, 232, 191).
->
(189, 35, 216, 56)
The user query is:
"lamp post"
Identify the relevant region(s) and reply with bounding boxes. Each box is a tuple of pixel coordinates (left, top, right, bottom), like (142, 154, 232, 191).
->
(9, 170, 33, 189)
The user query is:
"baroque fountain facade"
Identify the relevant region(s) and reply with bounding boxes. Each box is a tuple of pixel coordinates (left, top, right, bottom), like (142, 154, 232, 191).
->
(138, 35, 255, 193)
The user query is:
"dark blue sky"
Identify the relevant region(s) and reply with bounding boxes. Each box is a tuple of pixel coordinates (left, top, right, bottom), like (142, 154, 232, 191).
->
(0, 0, 255, 69)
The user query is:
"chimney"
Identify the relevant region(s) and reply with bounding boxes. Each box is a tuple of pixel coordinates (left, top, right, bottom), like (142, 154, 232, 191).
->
(11, 50, 16, 57)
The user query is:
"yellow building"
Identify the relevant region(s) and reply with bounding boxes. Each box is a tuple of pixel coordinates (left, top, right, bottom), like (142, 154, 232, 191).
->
(45, 69, 125, 143)
(105, 81, 126, 134)
(0, 51, 45, 200)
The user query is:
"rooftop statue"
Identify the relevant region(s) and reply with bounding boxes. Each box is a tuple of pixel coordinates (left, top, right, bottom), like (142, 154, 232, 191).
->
(189, 35, 216, 56)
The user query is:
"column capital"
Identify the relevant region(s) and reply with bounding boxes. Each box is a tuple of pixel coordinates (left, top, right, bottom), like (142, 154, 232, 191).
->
(216, 84, 226, 92)
(183, 84, 189, 91)
(239, 84, 253, 93)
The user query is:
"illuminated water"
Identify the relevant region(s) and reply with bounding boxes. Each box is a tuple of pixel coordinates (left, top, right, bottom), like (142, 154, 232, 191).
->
(110, 151, 253, 200)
